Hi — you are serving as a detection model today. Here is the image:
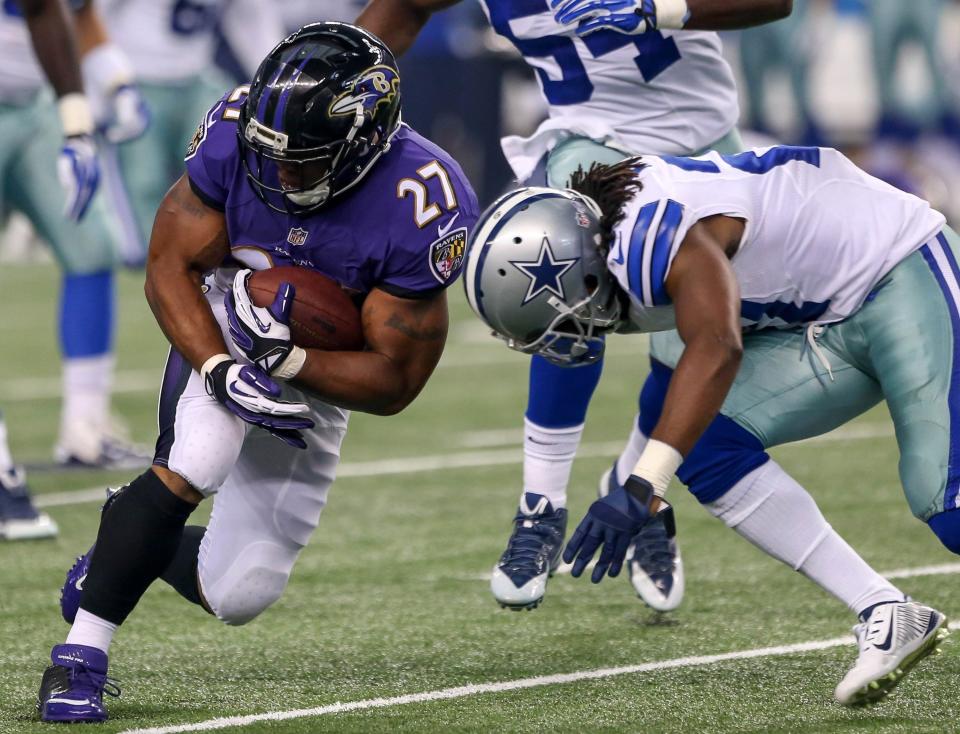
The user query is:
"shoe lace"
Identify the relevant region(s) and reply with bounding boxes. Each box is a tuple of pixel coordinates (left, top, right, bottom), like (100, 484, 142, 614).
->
(632, 517, 674, 575)
(502, 513, 560, 568)
(70, 663, 121, 700)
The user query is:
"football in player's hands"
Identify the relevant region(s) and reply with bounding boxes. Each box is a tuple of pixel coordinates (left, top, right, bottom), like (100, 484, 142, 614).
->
(247, 267, 364, 351)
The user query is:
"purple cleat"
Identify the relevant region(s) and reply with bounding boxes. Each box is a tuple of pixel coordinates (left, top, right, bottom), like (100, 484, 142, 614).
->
(60, 487, 122, 624)
(60, 544, 95, 625)
(37, 644, 118, 723)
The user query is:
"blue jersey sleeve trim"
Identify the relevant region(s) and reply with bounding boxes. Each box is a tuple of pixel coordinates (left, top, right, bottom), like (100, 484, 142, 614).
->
(627, 202, 659, 304)
(650, 200, 684, 306)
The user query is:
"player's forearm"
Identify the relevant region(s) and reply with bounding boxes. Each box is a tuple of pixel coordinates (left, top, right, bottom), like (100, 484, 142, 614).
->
(356, 0, 438, 56)
(145, 267, 230, 373)
(73, 1, 110, 56)
(648, 336, 742, 456)
(682, 0, 792, 30)
(292, 350, 434, 416)
(20, 0, 85, 97)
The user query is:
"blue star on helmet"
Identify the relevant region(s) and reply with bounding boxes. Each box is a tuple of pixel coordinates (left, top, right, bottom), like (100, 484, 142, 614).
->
(510, 237, 579, 305)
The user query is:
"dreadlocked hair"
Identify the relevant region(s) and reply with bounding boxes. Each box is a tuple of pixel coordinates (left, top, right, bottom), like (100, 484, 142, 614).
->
(568, 156, 645, 256)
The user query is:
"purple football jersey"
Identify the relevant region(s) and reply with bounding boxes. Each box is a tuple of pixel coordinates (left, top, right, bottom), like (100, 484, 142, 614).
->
(185, 88, 479, 299)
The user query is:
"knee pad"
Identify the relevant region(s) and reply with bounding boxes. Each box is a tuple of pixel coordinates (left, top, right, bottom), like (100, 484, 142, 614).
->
(638, 359, 770, 504)
(928, 510, 960, 555)
(200, 541, 298, 626)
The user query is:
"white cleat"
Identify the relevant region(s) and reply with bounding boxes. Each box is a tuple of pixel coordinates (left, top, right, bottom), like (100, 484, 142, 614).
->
(55, 420, 152, 470)
(599, 466, 684, 612)
(835, 601, 949, 706)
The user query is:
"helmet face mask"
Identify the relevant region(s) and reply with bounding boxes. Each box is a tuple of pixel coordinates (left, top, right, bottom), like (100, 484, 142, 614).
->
(464, 187, 621, 367)
(237, 23, 401, 215)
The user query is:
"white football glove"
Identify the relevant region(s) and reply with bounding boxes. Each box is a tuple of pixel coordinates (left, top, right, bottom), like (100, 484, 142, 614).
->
(225, 269, 306, 379)
(58, 134, 100, 222)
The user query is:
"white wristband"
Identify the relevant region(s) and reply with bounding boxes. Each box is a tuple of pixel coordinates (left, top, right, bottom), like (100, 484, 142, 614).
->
(200, 353, 233, 384)
(654, 0, 690, 29)
(632, 439, 683, 497)
(57, 93, 95, 137)
(272, 346, 306, 380)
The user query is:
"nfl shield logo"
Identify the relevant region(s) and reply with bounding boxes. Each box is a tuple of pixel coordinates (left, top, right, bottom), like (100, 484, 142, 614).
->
(287, 227, 308, 246)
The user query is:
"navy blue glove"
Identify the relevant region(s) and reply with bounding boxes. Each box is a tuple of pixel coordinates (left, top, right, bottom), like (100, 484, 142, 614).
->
(562, 475, 656, 582)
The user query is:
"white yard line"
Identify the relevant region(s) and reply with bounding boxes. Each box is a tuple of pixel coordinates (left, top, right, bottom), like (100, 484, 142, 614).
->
(118, 620, 960, 734)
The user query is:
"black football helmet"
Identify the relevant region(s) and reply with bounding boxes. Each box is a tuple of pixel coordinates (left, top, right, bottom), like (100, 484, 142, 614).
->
(238, 22, 402, 213)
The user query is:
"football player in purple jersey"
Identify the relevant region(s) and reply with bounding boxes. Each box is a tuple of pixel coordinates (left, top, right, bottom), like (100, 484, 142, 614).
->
(36, 22, 478, 723)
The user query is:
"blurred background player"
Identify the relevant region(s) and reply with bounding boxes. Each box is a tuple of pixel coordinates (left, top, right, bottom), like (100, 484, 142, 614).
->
(92, 0, 285, 264)
(2, 0, 117, 538)
(737, 0, 822, 145)
(359, 0, 794, 613)
(1, 0, 151, 472)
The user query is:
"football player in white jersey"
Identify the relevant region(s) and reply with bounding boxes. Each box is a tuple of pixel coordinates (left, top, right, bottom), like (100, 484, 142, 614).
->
(464, 146, 955, 705)
(1, 0, 154, 470)
(93, 0, 285, 262)
(359, 0, 792, 612)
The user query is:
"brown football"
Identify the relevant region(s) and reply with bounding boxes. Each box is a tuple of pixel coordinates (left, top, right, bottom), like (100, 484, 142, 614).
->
(247, 266, 364, 351)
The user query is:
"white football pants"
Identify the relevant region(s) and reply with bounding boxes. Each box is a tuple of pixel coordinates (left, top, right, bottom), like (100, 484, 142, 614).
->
(154, 272, 349, 625)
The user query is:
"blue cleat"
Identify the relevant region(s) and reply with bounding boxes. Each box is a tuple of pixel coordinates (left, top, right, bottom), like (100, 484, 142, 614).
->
(599, 464, 684, 612)
(0, 467, 57, 541)
(490, 493, 567, 611)
(37, 644, 118, 723)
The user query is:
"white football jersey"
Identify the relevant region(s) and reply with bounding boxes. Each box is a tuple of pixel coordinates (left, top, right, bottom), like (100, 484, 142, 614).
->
(0, 10, 44, 98)
(477, 0, 739, 181)
(98, 0, 282, 82)
(607, 146, 947, 332)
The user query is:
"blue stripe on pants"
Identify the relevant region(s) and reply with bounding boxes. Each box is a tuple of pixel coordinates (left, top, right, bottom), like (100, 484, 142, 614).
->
(920, 232, 960, 510)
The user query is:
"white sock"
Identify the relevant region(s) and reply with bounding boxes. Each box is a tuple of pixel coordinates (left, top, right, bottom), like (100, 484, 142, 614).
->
(615, 415, 648, 484)
(0, 413, 15, 474)
(707, 461, 904, 616)
(60, 354, 114, 445)
(522, 418, 584, 508)
(65, 608, 118, 654)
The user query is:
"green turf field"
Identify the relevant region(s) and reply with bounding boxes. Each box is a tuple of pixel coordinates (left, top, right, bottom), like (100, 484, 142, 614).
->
(1, 264, 959, 733)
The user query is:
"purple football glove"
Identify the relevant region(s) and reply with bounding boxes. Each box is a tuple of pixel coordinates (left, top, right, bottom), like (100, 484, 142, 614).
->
(203, 358, 313, 449)
(225, 270, 299, 377)
(562, 475, 657, 582)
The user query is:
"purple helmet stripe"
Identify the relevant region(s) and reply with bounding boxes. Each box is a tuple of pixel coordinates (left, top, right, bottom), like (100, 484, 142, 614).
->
(255, 44, 303, 125)
(272, 46, 322, 132)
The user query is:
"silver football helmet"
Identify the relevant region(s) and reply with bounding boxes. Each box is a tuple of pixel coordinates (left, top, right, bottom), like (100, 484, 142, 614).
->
(463, 187, 621, 366)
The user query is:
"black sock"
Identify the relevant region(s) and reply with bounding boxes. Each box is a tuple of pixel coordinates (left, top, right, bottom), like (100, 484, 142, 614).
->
(160, 525, 207, 609)
(81, 469, 197, 625)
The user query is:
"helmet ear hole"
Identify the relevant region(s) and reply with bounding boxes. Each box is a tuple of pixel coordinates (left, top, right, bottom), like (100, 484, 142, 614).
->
(497, 268, 506, 276)
(513, 237, 522, 244)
